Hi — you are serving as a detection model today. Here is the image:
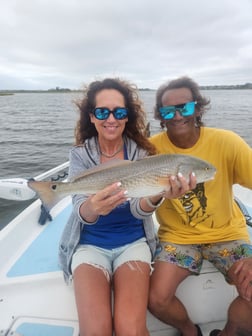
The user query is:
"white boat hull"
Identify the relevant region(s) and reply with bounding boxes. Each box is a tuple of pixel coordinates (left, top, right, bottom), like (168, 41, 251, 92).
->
(1, 185, 252, 336)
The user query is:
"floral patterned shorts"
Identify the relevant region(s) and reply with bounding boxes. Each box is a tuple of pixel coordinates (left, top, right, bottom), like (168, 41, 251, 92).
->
(155, 240, 252, 278)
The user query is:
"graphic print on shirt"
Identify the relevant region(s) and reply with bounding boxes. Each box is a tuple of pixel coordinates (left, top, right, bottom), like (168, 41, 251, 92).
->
(179, 183, 212, 227)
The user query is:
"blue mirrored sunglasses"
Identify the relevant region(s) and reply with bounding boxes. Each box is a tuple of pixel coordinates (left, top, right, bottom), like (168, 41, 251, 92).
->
(93, 107, 128, 120)
(159, 101, 197, 120)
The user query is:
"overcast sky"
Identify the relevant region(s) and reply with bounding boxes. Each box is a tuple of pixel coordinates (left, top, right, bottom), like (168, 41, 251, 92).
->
(1, 0, 252, 90)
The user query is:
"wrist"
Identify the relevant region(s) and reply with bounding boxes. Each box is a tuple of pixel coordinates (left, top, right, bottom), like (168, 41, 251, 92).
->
(79, 198, 99, 223)
(145, 196, 164, 209)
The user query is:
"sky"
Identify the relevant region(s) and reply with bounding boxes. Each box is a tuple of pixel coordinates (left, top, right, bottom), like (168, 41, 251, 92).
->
(1, 0, 252, 90)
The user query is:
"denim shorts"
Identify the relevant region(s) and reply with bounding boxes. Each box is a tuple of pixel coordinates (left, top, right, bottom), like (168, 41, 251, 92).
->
(155, 240, 252, 279)
(71, 237, 152, 281)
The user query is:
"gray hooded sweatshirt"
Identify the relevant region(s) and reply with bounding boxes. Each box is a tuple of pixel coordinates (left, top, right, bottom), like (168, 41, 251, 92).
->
(58, 136, 158, 284)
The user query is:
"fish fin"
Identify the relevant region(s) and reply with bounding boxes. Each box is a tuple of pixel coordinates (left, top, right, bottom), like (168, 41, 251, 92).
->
(71, 159, 133, 182)
(28, 180, 64, 211)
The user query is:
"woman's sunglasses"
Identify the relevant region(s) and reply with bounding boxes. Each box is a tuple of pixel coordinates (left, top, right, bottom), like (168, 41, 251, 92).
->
(159, 101, 197, 120)
(92, 107, 128, 120)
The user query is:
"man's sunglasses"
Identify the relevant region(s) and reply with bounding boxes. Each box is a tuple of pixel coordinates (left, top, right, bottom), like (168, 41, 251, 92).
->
(159, 101, 197, 120)
(92, 107, 128, 120)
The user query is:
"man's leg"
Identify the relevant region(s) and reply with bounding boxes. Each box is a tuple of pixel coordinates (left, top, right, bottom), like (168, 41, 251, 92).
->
(149, 260, 200, 336)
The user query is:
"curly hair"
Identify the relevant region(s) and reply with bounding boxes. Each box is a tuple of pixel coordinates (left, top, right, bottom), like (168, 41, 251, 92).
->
(74, 78, 156, 155)
(154, 76, 210, 128)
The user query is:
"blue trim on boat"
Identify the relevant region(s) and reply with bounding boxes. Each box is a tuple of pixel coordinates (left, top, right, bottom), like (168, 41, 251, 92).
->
(6, 203, 252, 278)
(7, 204, 72, 277)
(16, 322, 74, 336)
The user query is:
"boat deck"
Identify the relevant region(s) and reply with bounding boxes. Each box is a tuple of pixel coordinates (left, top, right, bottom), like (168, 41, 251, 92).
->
(1, 194, 251, 335)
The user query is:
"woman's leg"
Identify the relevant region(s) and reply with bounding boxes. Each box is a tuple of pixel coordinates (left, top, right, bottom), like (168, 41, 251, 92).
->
(73, 263, 112, 336)
(113, 260, 150, 336)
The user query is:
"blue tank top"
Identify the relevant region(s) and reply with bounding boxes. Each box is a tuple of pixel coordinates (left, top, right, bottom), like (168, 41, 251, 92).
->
(80, 202, 145, 248)
(79, 144, 145, 248)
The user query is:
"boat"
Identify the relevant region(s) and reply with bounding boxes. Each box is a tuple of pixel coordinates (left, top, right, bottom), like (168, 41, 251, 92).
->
(0, 162, 252, 336)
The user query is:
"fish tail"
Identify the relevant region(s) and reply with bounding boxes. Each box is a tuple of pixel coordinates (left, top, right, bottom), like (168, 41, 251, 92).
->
(28, 180, 63, 211)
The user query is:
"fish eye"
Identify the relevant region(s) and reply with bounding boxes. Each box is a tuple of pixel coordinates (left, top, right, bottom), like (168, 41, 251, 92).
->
(51, 184, 57, 190)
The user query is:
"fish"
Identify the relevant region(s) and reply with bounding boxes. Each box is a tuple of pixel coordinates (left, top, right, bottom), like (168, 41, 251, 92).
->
(28, 154, 216, 211)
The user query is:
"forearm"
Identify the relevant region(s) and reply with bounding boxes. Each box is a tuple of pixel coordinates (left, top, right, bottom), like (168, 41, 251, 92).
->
(79, 196, 99, 223)
(140, 195, 164, 212)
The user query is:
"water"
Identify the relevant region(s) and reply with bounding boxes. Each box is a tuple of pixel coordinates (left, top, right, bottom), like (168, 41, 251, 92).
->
(1, 90, 252, 228)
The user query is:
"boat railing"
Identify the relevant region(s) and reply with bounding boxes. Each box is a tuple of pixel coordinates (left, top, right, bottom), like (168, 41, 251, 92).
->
(34, 161, 70, 182)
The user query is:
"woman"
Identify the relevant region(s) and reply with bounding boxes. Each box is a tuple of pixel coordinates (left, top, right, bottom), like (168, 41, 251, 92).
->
(59, 78, 194, 336)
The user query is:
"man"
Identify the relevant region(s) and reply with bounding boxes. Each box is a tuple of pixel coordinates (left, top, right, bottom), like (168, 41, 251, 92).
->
(148, 76, 252, 336)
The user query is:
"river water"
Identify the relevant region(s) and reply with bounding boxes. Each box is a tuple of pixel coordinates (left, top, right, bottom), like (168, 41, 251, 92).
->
(0, 90, 251, 228)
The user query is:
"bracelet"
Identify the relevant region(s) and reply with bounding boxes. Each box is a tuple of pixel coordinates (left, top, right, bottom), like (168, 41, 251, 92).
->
(145, 197, 164, 209)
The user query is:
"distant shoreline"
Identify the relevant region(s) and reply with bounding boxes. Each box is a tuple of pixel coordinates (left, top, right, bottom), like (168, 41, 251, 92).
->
(0, 92, 15, 96)
(0, 83, 252, 94)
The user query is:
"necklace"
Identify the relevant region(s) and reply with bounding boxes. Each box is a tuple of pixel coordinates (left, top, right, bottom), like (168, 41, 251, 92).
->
(100, 144, 124, 158)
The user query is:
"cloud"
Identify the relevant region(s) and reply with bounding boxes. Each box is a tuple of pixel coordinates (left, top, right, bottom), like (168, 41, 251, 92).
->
(1, 0, 252, 89)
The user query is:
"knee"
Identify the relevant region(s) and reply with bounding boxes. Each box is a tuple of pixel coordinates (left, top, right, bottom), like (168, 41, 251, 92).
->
(114, 318, 148, 336)
(148, 286, 171, 314)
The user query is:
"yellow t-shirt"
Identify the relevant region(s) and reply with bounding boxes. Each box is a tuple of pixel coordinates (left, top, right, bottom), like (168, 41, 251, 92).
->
(150, 127, 252, 244)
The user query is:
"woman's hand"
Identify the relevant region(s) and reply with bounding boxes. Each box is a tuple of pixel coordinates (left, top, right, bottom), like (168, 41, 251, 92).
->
(79, 182, 127, 222)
